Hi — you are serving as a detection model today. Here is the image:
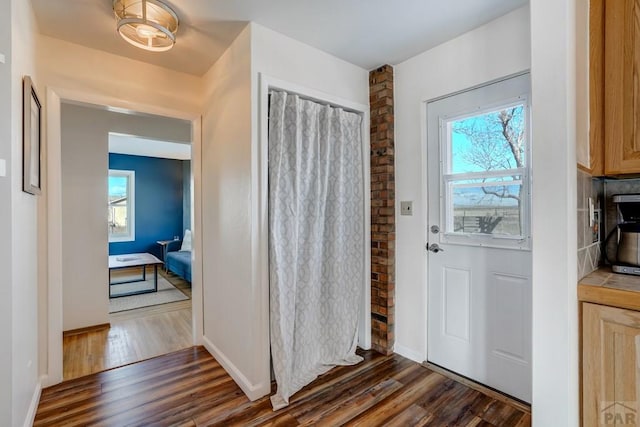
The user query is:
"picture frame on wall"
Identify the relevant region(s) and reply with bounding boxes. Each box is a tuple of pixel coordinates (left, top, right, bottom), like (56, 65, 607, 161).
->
(23, 75, 42, 195)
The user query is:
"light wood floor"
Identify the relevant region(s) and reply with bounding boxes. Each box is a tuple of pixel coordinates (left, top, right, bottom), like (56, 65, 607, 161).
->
(63, 268, 193, 380)
(36, 346, 531, 426)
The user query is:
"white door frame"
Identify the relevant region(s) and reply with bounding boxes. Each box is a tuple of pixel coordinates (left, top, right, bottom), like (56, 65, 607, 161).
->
(44, 87, 204, 386)
(256, 73, 372, 362)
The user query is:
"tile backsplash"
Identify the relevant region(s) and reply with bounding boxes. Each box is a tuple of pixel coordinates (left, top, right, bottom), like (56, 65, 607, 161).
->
(577, 170, 603, 279)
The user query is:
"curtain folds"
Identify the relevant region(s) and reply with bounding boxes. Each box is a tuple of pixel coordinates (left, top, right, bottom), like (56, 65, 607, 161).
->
(268, 91, 364, 410)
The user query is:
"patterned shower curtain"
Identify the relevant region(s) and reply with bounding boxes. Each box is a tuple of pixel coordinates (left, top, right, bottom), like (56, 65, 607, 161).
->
(268, 90, 364, 410)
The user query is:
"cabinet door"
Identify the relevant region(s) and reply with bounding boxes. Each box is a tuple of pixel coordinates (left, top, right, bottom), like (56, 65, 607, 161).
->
(605, 0, 640, 174)
(582, 0, 604, 176)
(583, 303, 640, 426)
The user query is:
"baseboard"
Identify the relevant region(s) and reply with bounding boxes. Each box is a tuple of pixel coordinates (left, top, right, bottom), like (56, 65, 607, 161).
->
(23, 378, 42, 427)
(63, 323, 110, 337)
(201, 336, 269, 401)
(393, 343, 424, 363)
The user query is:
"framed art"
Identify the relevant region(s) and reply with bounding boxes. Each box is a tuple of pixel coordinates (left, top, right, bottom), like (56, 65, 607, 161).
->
(23, 75, 41, 195)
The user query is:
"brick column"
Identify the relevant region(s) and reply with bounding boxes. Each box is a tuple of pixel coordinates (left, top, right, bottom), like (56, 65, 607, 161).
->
(369, 65, 395, 355)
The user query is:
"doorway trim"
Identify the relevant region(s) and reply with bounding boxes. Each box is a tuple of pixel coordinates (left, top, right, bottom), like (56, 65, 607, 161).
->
(44, 87, 203, 386)
(256, 73, 372, 377)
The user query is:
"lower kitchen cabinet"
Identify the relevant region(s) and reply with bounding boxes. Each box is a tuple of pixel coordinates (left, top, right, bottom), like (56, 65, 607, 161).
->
(583, 302, 640, 426)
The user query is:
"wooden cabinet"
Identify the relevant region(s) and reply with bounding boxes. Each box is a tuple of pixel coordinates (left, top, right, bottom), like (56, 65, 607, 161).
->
(579, 0, 605, 175)
(584, 0, 640, 175)
(603, 0, 640, 173)
(582, 302, 640, 425)
(581, 0, 640, 175)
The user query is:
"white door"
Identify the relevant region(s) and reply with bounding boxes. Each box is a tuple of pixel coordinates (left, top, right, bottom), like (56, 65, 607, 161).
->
(426, 74, 532, 403)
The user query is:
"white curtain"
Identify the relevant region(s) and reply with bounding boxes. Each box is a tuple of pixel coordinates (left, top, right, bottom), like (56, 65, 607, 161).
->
(268, 91, 364, 410)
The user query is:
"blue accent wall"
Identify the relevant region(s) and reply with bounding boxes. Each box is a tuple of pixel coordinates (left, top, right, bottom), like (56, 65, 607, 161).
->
(109, 153, 184, 259)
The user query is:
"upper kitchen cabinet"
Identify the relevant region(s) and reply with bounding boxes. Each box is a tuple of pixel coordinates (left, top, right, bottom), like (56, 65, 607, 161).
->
(603, 0, 640, 174)
(578, 0, 605, 175)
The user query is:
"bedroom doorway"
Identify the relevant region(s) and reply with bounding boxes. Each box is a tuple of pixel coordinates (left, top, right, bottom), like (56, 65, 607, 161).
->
(48, 92, 203, 385)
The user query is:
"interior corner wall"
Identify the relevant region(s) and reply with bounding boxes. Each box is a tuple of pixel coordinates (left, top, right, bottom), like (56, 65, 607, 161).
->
(393, 6, 531, 362)
(60, 103, 191, 331)
(200, 25, 260, 397)
(9, 0, 41, 425)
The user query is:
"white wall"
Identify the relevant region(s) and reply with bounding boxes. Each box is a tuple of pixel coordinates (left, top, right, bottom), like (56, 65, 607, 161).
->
(38, 36, 202, 114)
(60, 104, 191, 331)
(250, 24, 369, 105)
(0, 0, 13, 423)
(531, 0, 579, 424)
(61, 104, 110, 331)
(200, 22, 369, 400)
(200, 24, 258, 397)
(393, 6, 531, 362)
(9, 0, 41, 425)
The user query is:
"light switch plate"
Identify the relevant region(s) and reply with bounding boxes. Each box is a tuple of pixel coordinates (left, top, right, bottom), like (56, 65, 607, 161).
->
(0, 53, 4, 64)
(400, 201, 413, 216)
(0, 159, 6, 177)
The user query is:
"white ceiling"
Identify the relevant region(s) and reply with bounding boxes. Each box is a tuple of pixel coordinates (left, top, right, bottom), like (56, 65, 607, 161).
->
(31, 0, 528, 76)
(109, 133, 191, 160)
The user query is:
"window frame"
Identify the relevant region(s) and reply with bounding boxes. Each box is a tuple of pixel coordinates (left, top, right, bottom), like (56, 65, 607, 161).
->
(438, 95, 531, 250)
(108, 169, 135, 243)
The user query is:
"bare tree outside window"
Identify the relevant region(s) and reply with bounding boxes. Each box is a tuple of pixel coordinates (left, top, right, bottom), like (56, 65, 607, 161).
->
(448, 105, 526, 236)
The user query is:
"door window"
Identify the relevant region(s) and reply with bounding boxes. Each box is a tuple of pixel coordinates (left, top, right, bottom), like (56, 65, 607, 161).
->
(441, 100, 530, 248)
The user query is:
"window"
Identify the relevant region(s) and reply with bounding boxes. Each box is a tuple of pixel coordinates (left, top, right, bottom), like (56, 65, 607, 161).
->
(442, 100, 530, 248)
(108, 169, 135, 242)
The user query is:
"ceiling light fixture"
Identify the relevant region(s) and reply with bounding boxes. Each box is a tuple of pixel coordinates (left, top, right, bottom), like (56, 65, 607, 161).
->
(113, 0, 179, 52)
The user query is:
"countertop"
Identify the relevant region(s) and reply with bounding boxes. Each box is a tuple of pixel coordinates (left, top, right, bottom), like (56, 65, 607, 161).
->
(579, 267, 640, 311)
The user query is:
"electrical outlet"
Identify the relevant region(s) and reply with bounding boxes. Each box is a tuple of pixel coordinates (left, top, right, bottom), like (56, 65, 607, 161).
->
(400, 201, 413, 216)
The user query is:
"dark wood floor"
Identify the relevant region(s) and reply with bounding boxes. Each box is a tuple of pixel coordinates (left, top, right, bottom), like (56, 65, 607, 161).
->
(35, 346, 531, 426)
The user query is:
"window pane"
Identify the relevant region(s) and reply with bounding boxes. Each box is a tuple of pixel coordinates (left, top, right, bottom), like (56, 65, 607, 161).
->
(450, 105, 526, 174)
(109, 175, 129, 237)
(451, 183, 523, 237)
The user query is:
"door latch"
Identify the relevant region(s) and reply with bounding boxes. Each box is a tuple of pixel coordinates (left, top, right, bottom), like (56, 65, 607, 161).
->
(426, 243, 444, 253)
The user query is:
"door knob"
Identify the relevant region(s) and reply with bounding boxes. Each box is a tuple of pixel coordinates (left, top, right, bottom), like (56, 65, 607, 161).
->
(426, 243, 444, 253)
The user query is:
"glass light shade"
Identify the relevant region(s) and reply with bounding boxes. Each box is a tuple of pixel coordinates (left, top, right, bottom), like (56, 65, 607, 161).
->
(113, 0, 179, 52)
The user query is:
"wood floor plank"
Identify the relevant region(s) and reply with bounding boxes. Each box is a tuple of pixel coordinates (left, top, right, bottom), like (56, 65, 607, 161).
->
(62, 269, 193, 381)
(310, 378, 404, 426)
(343, 370, 446, 426)
(382, 404, 432, 427)
(36, 346, 530, 427)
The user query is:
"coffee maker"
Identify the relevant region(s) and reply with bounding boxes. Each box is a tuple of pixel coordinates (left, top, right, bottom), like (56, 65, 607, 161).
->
(606, 194, 640, 275)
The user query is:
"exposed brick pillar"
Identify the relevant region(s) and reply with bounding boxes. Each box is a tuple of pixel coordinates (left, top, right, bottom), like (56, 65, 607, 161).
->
(369, 65, 395, 355)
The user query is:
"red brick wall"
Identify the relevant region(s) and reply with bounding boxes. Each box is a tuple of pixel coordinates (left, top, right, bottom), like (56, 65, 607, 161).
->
(369, 65, 395, 355)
